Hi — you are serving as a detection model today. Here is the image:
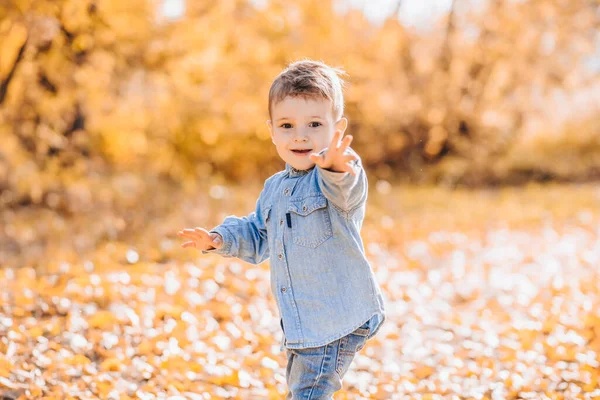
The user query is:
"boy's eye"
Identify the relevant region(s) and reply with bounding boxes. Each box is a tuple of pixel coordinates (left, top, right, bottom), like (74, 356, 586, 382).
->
(280, 123, 292, 129)
(309, 122, 322, 128)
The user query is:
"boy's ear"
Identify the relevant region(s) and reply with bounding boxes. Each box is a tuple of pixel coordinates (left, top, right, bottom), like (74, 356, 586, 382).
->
(266, 120, 274, 143)
(336, 117, 348, 134)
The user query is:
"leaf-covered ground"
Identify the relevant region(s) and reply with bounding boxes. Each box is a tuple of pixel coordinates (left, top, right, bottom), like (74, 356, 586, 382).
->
(1, 183, 600, 399)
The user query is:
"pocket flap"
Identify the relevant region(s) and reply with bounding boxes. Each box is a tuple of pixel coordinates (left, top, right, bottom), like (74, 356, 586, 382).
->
(262, 205, 272, 222)
(288, 195, 327, 216)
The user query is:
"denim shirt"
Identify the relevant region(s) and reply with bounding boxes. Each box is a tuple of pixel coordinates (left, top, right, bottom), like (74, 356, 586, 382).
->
(204, 147, 386, 351)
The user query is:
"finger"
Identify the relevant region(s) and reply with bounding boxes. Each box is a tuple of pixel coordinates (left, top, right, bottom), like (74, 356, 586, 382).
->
(330, 130, 342, 149)
(343, 154, 358, 163)
(345, 163, 357, 176)
(181, 229, 202, 240)
(194, 227, 212, 240)
(181, 241, 196, 248)
(179, 229, 199, 239)
(339, 135, 352, 153)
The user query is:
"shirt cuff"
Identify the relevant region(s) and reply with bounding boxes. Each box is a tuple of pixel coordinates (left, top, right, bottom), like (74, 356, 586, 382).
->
(201, 227, 233, 256)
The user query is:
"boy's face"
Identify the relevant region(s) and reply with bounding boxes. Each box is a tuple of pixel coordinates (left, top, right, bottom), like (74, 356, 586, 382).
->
(267, 96, 348, 171)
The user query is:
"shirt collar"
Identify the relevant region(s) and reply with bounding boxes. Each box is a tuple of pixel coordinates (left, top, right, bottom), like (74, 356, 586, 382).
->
(285, 163, 313, 177)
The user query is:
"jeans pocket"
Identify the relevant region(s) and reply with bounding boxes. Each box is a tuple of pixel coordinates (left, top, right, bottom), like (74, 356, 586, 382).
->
(335, 327, 370, 378)
(353, 320, 371, 339)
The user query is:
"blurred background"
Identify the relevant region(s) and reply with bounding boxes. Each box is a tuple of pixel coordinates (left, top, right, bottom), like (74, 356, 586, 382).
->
(1, 0, 599, 265)
(1, 0, 600, 398)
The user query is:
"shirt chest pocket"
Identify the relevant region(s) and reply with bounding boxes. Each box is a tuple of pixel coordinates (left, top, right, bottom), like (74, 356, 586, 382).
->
(262, 205, 272, 229)
(287, 195, 333, 248)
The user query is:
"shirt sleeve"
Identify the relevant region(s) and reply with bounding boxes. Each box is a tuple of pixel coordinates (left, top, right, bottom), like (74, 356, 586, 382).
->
(315, 146, 367, 214)
(202, 182, 270, 264)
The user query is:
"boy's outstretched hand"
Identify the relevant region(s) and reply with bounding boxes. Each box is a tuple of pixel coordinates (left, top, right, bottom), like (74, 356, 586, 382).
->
(309, 131, 358, 176)
(178, 227, 223, 251)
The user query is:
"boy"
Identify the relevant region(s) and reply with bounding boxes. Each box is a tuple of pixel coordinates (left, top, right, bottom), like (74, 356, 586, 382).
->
(178, 60, 386, 399)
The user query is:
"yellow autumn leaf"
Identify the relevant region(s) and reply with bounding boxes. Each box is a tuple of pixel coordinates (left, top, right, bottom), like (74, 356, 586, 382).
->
(87, 310, 117, 329)
(100, 358, 122, 372)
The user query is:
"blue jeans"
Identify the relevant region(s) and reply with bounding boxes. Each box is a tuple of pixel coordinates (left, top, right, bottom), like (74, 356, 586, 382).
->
(284, 320, 371, 399)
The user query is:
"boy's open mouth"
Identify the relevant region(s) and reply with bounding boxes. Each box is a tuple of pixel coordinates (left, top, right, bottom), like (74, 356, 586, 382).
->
(291, 149, 312, 155)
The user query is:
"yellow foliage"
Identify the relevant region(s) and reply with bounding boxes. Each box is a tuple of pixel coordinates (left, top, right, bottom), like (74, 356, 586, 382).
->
(100, 357, 122, 372)
(1, 0, 599, 211)
(0, 20, 27, 80)
(0, 183, 600, 397)
(1, 0, 600, 397)
(87, 310, 117, 329)
(63, 354, 92, 366)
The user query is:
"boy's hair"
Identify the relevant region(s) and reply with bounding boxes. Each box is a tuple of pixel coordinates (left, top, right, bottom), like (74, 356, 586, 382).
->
(268, 60, 346, 120)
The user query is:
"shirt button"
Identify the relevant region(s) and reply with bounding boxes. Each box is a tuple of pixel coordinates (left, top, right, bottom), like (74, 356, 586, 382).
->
(281, 287, 287, 293)
(278, 253, 283, 260)
(283, 188, 290, 195)
(280, 220, 284, 226)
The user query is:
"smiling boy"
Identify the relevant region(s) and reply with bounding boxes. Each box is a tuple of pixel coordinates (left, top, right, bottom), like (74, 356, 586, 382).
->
(178, 60, 386, 399)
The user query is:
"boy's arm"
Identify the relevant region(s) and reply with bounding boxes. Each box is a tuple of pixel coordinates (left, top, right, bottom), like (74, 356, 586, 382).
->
(202, 183, 270, 264)
(315, 146, 367, 215)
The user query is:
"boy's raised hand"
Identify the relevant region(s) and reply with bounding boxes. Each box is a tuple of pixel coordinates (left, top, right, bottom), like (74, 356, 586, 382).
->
(309, 131, 358, 176)
(178, 227, 223, 250)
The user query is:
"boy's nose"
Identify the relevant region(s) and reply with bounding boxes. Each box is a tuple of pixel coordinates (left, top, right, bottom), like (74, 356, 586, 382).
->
(293, 130, 309, 142)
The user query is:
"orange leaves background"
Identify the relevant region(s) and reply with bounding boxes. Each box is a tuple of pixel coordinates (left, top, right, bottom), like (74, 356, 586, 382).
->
(2, 183, 600, 398)
(1, 0, 599, 211)
(2, 0, 600, 398)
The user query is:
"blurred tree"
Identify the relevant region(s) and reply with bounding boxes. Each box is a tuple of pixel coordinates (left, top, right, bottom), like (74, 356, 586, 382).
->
(0, 0, 155, 210)
(0, 0, 598, 210)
